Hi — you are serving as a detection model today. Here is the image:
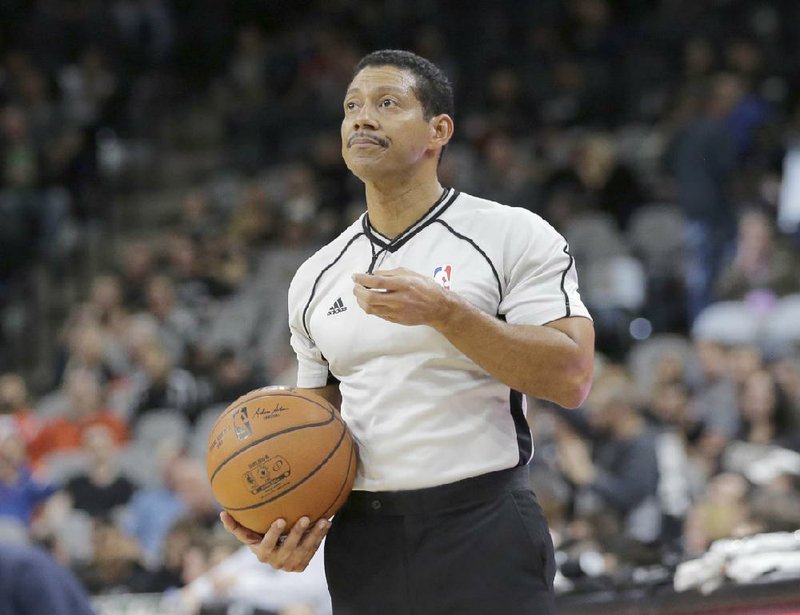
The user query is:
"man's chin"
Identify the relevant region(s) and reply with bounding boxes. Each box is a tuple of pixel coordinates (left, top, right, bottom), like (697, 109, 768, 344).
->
(347, 158, 391, 180)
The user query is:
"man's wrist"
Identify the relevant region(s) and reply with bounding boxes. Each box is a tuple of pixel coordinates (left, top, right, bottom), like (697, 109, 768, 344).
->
(431, 290, 470, 334)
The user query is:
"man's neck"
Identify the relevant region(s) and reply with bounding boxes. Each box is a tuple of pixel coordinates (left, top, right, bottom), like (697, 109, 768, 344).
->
(364, 174, 445, 239)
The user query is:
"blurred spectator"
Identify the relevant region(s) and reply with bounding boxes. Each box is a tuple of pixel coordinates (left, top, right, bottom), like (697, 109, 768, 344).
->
(204, 235, 252, 298)
(164, 232, 213, 314)
(209, 348, 262, 406)
(686, 339, 740, 468)
(683, 471, 751, 556)
(0, 542, 96, 615)
(770, 352, 800, 433)
(646, 380, 693, 549)
(554, 367, 661, 562)
(169, 541, 332, 615)
(144, 274, 200, 364)
(663, 75, 740, 321)
(0, 425, 58, 527)
(474, 133, 541, 210)
(748, 473, 800, 533)
(122, 455, 220, 567)
(76, 517, 143, 594)
(27, 369, 128, 468)
(0, 372, 42, 447)
(61, 322, 118, 386)
(177, 190, 218, 242)
(58, 46, 117, 129)
(736, 369, 799, 450)
(227, 180, 276, 248)
(87, 274, 126, 326)
(117, 240, 156, 311)
(127, 517, 205, 593)
(713, 208, 800, 303)
(727, 343, 764, 393)
(547, 132, 646, 230)
(127, 341, 208, 423)
(63, 424, 136, 519)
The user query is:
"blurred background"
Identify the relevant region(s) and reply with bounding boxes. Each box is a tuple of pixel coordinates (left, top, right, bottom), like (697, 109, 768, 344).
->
(1, 1, 800, 614)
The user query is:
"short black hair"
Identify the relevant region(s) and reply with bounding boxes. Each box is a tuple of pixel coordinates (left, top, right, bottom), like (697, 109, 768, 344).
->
(353, 49, 454, 120)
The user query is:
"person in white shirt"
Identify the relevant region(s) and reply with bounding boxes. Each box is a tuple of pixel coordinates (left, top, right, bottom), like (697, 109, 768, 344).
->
(166, 543, 331, 615)
(222, 49, 594, 615)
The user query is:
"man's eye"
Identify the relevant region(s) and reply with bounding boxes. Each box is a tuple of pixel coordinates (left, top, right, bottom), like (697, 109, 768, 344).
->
(345, 101, 357, 110)
(381, 99, 395, 107)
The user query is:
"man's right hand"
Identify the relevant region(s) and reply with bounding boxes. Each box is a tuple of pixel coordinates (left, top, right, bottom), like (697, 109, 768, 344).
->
(220, 511, 330, 572)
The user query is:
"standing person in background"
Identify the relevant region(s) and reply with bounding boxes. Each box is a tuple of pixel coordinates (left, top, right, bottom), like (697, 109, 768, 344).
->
(222, 49, 594, 614)
(663, 74, 741, 322)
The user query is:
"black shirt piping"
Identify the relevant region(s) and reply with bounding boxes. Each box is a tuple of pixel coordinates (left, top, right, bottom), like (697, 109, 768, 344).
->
(559, 243, 574, 318)
(301, 231, 365, 338)
(361, 188, 460, 252)
(433, 219, 503, 301)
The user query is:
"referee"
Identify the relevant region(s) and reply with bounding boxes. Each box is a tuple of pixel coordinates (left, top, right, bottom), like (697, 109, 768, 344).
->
(222, 49, 595, 615)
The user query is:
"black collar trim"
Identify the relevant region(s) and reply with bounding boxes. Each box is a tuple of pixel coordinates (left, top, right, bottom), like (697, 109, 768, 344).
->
(361, 188, 460, 252)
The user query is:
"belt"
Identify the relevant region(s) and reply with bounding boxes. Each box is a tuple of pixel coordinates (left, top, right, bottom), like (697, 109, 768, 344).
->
(340, 465, 530, 516)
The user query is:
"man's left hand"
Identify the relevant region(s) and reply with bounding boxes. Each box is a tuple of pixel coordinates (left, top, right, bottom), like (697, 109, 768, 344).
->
(352, 268, 454, 328)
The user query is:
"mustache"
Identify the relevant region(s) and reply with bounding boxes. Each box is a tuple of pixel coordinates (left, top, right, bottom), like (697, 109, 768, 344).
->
(347, 132, 389, 148)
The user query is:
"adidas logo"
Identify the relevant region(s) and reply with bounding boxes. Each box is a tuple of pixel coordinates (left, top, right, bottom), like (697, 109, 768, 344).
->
(327, 297, 347, 315)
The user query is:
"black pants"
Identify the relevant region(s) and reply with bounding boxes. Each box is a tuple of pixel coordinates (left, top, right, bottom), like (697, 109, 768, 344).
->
(324, 466, 556, 615)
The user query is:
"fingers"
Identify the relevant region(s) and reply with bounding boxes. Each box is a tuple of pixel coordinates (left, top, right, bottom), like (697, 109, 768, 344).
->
(245, 516, 331, 572)
(282, 517, 331, 572)
(220, 512, 264, 545)
(352, 272, 405, 291)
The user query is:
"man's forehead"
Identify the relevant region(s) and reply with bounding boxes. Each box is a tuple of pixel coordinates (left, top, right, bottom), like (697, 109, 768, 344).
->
(346, 65, 417, 94)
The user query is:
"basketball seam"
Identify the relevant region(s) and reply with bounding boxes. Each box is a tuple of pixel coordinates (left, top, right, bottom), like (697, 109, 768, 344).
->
(209, 415, 336, 485)
(206, 390, 335, 440)
(320, 439, 357, 519)
(221, 417, 349, 511)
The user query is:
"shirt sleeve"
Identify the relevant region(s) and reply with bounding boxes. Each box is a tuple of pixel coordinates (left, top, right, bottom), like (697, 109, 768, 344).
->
(288, 276, 331, 389)
(497, 210, 591, 326)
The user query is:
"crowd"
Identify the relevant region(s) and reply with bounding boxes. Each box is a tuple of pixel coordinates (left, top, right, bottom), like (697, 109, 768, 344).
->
(2, 0, 800, 613)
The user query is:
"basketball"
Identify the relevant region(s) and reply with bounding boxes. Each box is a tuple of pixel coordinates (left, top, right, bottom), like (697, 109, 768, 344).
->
(206, 386, 357, 534)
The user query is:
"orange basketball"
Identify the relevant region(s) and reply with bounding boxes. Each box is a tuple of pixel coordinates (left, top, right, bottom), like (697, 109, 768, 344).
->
(206, 386, 357, 534)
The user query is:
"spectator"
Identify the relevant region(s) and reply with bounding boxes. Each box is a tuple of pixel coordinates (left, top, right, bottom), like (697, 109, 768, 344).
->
(646, 380, 694, 549)
(548, 132, 647, 230)
(144, 274, 200, 364)
(116, 240, 157, 310)
(714, 208, 800, 303)
(683, 471, 751, 556)
(0, 425, 58, 528)
(736, 369, 799, 450)
(27, 369, 128, 469)
(663, 75, 740, 321)
(169, 540, 332, 615)
(63, 424, 136, 519)
(0, 372, 42, 447)
(127, 341, 208, 423)
(0, 542, 96, 615)
(122, 455, 220, 567)
(686, 338, 740, 469)
(127, 517, 205, 593)
(75, 517, 143, 594)
(554, 367, 661, 562)
(208, 348, 262, 406)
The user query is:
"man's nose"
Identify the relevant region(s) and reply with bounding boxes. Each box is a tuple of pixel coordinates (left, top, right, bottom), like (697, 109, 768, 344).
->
(353, 103, 378, 130)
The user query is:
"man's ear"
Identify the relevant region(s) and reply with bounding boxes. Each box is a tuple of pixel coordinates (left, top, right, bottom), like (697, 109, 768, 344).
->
(429, 114, 454, 150)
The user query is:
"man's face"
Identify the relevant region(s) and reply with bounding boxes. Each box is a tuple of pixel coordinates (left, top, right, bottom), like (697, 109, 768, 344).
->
(341, 65, 436, 180)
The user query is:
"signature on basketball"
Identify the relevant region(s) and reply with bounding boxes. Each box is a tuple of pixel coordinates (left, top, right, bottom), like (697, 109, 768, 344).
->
(255, 403, 289, 420)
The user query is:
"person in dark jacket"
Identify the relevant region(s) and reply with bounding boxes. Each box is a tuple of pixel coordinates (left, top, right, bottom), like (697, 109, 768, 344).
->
(0, 542, 96, 615)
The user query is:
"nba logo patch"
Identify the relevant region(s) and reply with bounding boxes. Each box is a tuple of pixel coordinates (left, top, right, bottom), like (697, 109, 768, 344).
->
(433, 265, 452, 289)
(233, 407, 253, 440)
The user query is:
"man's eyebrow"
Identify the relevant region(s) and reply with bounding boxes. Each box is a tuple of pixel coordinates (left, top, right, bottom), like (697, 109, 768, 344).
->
(345, 85, 407, 97)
